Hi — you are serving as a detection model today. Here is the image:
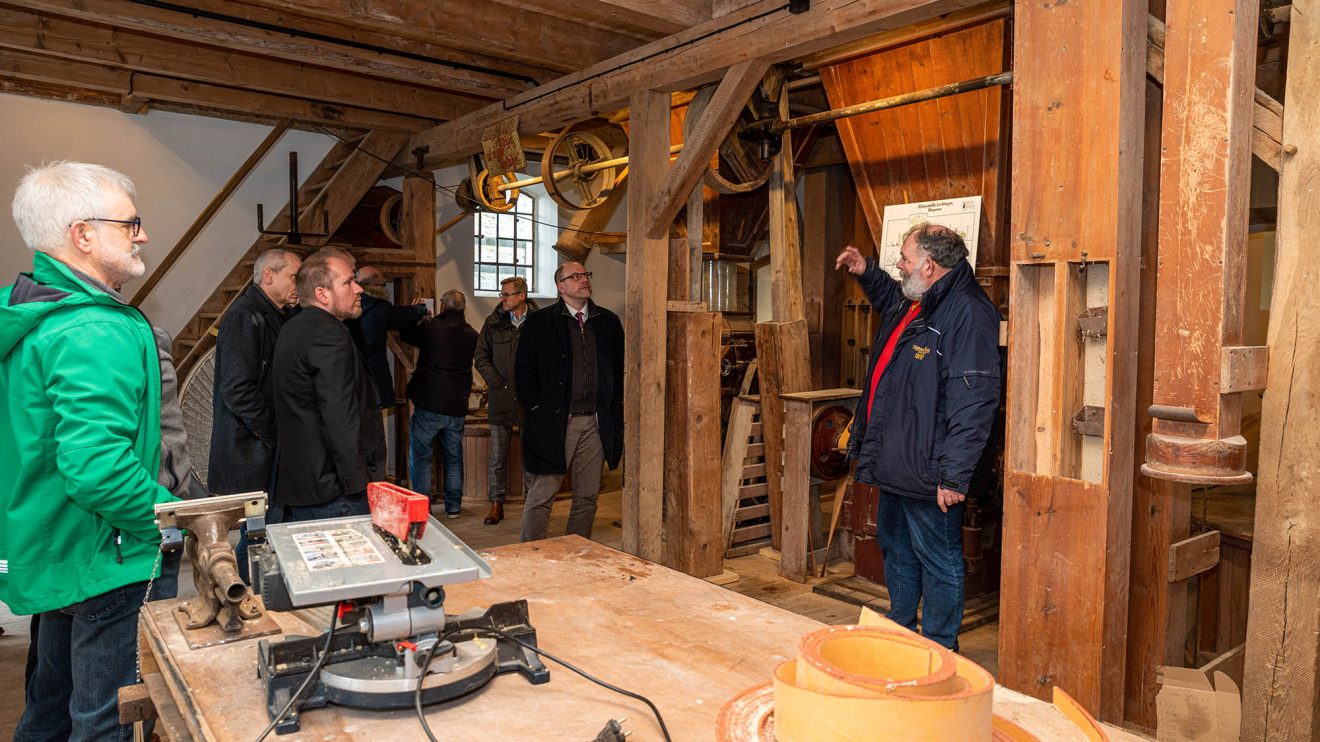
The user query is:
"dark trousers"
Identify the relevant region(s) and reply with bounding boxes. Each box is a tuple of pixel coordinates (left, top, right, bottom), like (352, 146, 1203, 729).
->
(268, 492, 371, 524)
(875, 491, 966, 651)
(16, 550, 179, 742)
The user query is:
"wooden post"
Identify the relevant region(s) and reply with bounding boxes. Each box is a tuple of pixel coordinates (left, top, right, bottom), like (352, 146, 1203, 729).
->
(779, 397, 813, 581)
(998, 0, 1145, 721)
(754, 320, 811, 551)
(768, 75, 804, 323)
(402, 172, 436, 301)
(1241, 2, 1320, 737)
(802, 165, 848, 389)
(622, 89, 669, 562)
(663, 310, 723, 577)
(1142, 0, 1260, 485)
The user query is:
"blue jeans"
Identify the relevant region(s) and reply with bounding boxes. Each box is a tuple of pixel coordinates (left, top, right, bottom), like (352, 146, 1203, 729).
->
(268, 492, 371, 524)
(16, 554, 177, 742)
(876, 492, 966, 651)
(410, 408, 465, 513)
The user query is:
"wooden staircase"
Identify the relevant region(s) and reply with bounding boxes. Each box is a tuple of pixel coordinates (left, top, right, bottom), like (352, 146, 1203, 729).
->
(172, 130, 410, 380)
(721, 395, 774, 558)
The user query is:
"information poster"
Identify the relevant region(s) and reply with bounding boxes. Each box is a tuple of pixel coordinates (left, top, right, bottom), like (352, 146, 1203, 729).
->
(878, 196, 983, 280)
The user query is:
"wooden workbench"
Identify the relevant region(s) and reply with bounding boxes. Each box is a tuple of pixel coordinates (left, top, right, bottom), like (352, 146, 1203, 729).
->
(138, 536, 1150, 741)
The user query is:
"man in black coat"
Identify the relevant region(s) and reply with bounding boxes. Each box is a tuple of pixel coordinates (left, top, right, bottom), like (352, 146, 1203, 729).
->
(346, 265, 427, 409)
(270, 250, 385, 521)
(400, 289, 478, 517)
(514, 261, 624, 542)
(835, 223, 1001, 651)
(209, 248, 300, 494)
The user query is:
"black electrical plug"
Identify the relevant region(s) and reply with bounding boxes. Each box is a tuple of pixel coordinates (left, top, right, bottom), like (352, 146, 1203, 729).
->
(591, 718, 630, 742)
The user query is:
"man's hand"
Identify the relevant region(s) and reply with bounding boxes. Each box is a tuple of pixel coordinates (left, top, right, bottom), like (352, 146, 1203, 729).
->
(834, 245, 867, 275)
(936, 486, 965, 514)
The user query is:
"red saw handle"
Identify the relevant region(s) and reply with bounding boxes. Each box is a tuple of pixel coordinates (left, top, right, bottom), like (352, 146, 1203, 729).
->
(367, 482, 430, 543)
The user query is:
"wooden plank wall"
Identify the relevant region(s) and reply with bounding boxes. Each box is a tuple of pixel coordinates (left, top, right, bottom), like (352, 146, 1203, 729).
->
(818, 20, 1011, 307)
(998, 0, 1146, 722)
(1241, 2, 1320, 737)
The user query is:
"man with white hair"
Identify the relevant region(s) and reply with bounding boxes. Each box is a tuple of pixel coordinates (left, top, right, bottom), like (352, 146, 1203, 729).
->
(1, 161, 182, 740)
(834, 223, 1001, 652)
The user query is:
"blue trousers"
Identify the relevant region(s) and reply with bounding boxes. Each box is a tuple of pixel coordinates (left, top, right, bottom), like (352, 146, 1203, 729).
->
(268, 492, 371, 524)
(16, 550, 178, 742)
(876, 492, 966, 651)
(409, 408, 465, 514)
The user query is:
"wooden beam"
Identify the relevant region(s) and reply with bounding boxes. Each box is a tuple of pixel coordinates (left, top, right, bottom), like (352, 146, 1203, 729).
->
(644, 58, 767, 239)
(663, 310, 723, 577)
(498, 0, 710, 35)
(402, 174, 437, 301)
(999, 0, 1145, 721)
(0, 46, 129, 93)
(1220, 345, 1269, 394)
(802, 165, 849, 389)
(753, 320, 811, 551)
(239, 0, 644, 74)
(798, 0, 1011, 70)
(1143, 0, 1259, 485)
(621, 88, 669, 563)
(3, 0, 527, 100)
(129, 75, 434, 133)
(0, 75, 122, 107)
(1146, 14, 1287, 171)
(1167, 531, 1221, 582)
(779, 397, 813, 581)
(0, 7, 475, 120)
(768, 75, 805, 322)
(407, 0, 981, 168)
(131, 121, 290, 307)
(1242, 2, 1320, 737)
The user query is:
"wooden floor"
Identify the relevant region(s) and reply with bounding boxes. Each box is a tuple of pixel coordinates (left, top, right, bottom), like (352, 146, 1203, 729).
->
(0, 481, 1000, 737)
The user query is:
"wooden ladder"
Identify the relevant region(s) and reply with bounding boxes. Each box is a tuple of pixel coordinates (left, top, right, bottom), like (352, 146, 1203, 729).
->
(171, 129, 410, 380)
(722, 395, 773, 558)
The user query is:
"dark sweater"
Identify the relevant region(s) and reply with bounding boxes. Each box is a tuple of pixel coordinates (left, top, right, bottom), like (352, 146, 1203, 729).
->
(401, 311, 479, 416)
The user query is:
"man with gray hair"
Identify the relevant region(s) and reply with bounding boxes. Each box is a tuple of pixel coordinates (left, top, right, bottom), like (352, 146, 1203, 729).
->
(209, 248, 300, 496)
(1, 161, 184, 740)
(401, 288, 478, 517)
(834, 222, 1000, 651)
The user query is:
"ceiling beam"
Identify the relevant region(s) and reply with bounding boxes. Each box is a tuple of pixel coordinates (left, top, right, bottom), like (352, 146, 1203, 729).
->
(234, 0, 647, 74)
(4, 0, 529, 99)
(496, 0, 711, 36)
(0, 75, 123, 107)
(0, 46, 129, 93)
(405, 0, 982, 169)
(0, 6, 480, 120)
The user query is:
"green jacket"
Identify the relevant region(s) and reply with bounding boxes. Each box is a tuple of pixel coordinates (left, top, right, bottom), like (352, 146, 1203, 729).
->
(0, 251, 177, 615)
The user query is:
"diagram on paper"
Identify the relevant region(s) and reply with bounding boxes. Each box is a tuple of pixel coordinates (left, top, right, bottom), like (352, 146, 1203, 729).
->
(878, 196, 983, 280)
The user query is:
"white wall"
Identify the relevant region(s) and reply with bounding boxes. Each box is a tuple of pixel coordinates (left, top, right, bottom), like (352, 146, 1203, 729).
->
(0, 93, 333, 337)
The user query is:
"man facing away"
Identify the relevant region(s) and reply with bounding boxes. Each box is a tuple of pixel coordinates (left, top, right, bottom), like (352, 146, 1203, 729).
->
(209, 248, 300, 495)
(515, 261, 624, 542)
(473, 275, 537, 525)
(1, 162, 181, 741)
(834, 223, 1001, 651)
(348, 265, 427, 410)
(269, 249, 384, 522)
(401, 289, 478, 517)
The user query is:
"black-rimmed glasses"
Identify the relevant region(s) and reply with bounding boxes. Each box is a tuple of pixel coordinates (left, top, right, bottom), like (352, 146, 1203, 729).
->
(76, 216, 142, 237)
(499, 290, 525, 298)
(559, 271, 592, 283)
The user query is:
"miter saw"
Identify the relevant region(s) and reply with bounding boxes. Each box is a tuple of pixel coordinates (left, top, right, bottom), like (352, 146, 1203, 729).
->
(247, 482, 549, 734)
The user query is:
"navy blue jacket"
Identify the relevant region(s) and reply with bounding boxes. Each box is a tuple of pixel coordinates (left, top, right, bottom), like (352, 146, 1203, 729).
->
(849, 259, 1001, 500)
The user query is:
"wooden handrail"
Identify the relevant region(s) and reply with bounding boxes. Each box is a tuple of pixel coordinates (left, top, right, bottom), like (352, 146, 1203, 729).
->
(131, 120, 290, 307)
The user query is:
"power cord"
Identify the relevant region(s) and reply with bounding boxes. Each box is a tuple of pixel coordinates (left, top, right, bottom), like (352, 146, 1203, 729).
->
(254, 601, 343, 742)
(413, 627, 671, 742)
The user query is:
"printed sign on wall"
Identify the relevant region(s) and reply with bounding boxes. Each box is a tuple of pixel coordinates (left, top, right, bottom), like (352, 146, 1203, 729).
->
(878, 196, 982, 280)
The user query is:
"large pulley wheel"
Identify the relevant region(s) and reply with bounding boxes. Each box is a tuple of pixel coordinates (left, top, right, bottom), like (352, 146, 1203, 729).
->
(685, 84, 773, 195)
(810, 404, 853, 481)
(472, 169, 520, 213)
(543, 128, 617, 210)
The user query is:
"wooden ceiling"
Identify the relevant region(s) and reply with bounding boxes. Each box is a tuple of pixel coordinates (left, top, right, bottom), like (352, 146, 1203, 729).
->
(0, 0, 745, 133)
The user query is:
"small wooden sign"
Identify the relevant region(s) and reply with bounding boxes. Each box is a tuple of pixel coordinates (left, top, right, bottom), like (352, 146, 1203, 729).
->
(481, 116, 525, 177)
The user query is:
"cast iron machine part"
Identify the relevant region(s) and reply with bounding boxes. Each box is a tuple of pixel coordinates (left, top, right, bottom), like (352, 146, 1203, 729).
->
(154, 492, 268, 633)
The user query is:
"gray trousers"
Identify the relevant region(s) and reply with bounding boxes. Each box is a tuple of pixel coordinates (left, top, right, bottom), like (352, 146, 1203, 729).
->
(488, 423, 514, 503)
(520, 414, 604, 542)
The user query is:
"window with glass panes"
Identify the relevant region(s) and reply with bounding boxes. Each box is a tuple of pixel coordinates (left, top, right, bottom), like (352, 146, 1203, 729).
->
(473, 193, 535, 293)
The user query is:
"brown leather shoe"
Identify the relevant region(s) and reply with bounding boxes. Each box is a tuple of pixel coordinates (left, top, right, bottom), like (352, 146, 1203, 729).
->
(483, 502, 504, 525)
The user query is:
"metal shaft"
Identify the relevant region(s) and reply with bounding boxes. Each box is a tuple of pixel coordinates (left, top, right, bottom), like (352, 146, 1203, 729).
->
(781, 71, 1013, 131)
(494, 143, 683, 193)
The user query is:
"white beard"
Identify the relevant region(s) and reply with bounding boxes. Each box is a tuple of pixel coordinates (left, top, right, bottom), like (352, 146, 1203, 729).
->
(101, 243, 145, 285)
(900, 269, 929, 301)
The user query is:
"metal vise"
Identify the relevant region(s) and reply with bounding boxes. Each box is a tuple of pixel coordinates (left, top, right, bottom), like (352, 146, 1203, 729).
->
(155, 492, 268, 633)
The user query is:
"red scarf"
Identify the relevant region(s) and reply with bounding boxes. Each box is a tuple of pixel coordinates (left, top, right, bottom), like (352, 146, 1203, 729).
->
(865, 301, 921, 414)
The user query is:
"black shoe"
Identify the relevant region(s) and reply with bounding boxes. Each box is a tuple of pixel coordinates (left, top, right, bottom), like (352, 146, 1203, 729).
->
(483, 502, 504, 525)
